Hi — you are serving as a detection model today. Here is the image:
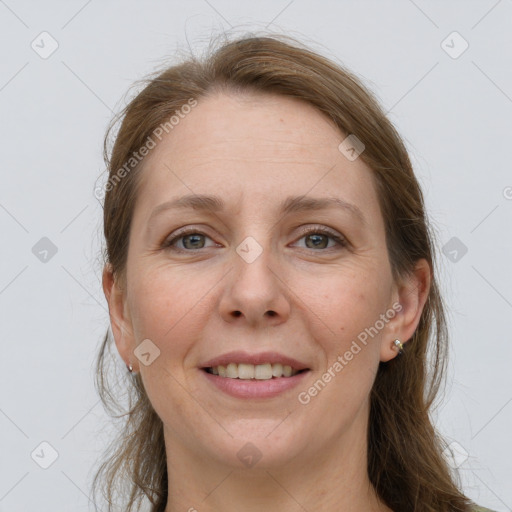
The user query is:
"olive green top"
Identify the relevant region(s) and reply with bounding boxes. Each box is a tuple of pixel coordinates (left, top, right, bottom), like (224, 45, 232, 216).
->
(473, 506, 496, 511)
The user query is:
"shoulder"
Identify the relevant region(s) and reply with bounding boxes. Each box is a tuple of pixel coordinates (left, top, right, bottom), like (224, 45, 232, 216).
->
(472, 506, 497, 512)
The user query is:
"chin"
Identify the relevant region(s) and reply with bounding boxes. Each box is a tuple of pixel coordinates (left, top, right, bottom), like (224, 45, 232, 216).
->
(203, 424, 306, 470)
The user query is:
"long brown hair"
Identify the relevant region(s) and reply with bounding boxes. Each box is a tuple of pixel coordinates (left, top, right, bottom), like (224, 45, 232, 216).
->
(93, 33, 474, 512)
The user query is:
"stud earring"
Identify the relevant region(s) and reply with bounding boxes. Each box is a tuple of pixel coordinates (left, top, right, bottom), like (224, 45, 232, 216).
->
(393, 339, 404, 355)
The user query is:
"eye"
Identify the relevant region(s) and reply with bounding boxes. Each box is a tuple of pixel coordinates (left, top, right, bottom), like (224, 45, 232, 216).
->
(162, 229, 218, 251)
(292, 226, 347, 250)
(162, 226, 347, 253)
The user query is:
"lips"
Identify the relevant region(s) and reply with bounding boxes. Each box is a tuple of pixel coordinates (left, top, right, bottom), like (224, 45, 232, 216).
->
(201, 365, 310, 399)
(199, 350, 312, 398)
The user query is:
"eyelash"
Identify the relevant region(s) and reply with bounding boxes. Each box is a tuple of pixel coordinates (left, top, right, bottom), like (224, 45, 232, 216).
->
(162, 226, 347, 252)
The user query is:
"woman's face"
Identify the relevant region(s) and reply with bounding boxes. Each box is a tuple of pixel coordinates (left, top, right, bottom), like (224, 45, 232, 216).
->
(106, 91, 425, 470)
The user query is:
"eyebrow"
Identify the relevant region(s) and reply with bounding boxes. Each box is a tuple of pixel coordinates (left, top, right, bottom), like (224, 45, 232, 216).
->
(148, 193, 365, 224)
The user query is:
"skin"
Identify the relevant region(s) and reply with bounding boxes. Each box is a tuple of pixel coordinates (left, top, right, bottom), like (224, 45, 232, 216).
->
(103, 91, 430, 512)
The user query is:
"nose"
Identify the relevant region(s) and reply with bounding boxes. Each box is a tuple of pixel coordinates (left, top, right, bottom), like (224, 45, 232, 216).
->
(218, 240, 291, 327)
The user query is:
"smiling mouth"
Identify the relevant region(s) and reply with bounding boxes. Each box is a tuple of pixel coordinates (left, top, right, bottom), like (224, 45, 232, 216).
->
(202, 363, 310, 380)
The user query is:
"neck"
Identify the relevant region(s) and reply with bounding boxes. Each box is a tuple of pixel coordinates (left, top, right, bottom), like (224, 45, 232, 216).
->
(162, 403, 392, 512)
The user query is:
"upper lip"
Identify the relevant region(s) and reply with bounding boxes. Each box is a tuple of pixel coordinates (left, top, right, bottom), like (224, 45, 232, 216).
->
(200, 351, 310, 371)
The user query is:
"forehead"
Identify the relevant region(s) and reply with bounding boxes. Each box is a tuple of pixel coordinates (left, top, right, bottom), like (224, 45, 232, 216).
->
(133, 91, 380, 219)
(145, 92, 342, 170)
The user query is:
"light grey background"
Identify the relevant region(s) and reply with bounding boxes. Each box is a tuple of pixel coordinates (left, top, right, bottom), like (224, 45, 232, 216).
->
(1, 1, 511, 511)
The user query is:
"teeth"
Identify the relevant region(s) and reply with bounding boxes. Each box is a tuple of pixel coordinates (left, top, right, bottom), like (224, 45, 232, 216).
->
(272, 363, 283, 377)
(226, 363, 238, 378)
(239, 363, 255, 379)
(254, 363, 271, 380)
(208, 363, 301, 379)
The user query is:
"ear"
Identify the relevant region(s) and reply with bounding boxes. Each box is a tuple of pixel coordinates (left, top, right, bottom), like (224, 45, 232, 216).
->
(102, 264, 138, 372)
(380, 258, 431, 362)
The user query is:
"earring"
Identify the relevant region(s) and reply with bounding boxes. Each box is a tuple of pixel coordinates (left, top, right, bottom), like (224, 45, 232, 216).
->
(127, 363, 133, 373)
(393, 339, 404, 355)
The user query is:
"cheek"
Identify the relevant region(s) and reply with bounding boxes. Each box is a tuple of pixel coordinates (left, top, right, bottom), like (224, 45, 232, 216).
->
(297, 262, 392, 351)
(126, 267, 213, 426)
(126, 265, 215, 363)
(295, 272, 387, 432)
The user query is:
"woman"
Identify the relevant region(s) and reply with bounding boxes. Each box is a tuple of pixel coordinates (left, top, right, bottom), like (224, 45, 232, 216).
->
(93, 34, 495, 512)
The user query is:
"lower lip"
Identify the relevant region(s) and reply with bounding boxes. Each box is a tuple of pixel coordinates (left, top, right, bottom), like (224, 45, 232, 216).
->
(200, 369, 310, 399)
